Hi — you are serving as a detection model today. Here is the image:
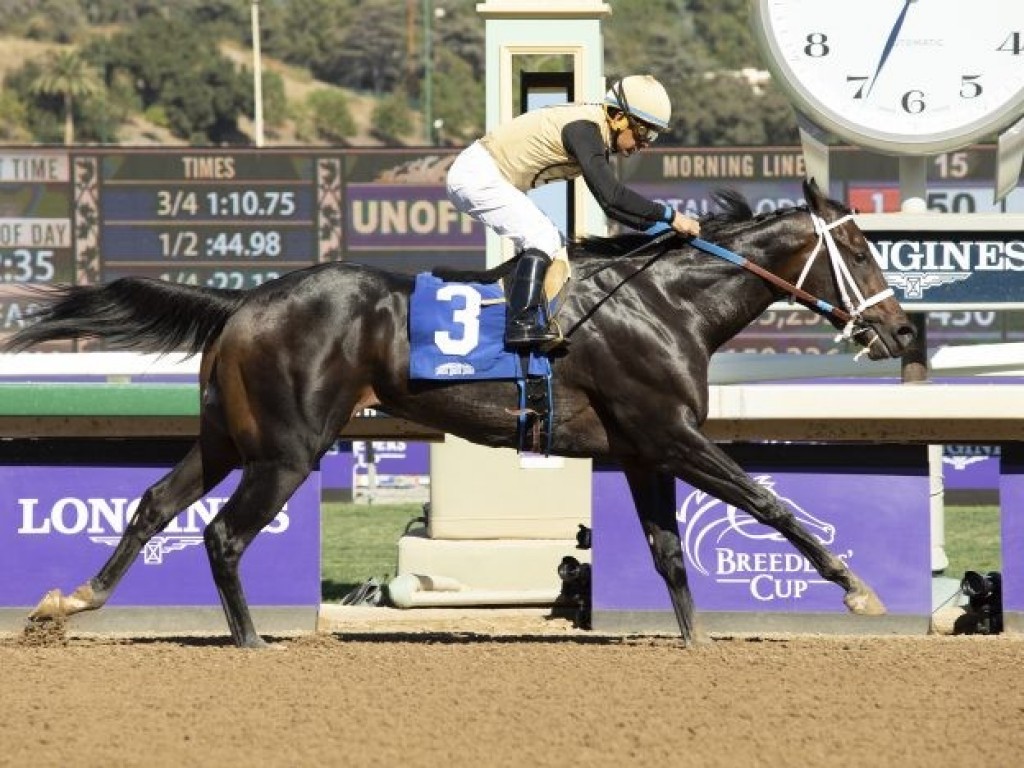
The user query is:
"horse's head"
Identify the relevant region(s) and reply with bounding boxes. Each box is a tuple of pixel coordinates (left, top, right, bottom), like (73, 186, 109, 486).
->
(792, 178, 916, 360)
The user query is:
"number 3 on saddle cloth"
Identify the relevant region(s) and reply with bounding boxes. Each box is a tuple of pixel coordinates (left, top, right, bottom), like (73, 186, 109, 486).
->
(409, 272, 554, 454)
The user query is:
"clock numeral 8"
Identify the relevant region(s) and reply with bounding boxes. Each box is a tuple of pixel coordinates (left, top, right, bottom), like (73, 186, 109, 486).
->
(901, 89, 926, 114)
(802, 32, 829, 58)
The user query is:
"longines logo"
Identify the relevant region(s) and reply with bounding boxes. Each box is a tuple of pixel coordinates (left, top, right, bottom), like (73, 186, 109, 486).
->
(869, 237, 1024, 300)
(677, 475, 851, 602)
(15, 496, 291, 565)
(883, 272, 971, 300)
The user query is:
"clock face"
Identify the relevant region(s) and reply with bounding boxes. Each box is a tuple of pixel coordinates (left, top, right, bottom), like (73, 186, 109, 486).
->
(751, 0, 1024, 154)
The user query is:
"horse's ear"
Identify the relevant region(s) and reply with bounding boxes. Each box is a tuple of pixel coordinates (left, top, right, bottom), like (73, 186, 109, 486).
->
(803, 177, 826, 213)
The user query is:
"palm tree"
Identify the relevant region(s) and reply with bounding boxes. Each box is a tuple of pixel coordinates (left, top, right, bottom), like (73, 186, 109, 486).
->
(29, 50, 102, 145)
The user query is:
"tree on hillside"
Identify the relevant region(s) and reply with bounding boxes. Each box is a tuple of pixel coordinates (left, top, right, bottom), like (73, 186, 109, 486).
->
(687, 0, 756, 71)
(29, 50, 102, 144)
(329, 0, 407, 94)
(303, 88, 356, 143)
(0, 90, 32, 142)
(89, 16, 253, 143)
(431, 48, 484, 144)
(372, 92, 414, 144)
(259, 0, 353, 82)
(0, 0, 87, 43)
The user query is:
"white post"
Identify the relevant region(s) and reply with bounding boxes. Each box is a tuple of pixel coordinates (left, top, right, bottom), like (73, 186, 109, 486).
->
(898, 156, 948, 574)
(251, 1, 265, 148)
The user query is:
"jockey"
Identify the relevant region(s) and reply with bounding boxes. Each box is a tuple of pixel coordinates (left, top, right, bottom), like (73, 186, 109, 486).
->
(446, 74, 701, 349)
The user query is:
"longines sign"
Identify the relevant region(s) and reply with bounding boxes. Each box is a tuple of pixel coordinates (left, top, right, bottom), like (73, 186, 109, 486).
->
(0, 465, 321, 608)
(859, 214, 1024, 310)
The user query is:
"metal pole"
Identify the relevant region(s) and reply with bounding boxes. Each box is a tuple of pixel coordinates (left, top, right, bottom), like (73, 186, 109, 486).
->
(423, 0, 432, 144)
(251, 1, 265, 147)
(898, 155, 948, 574)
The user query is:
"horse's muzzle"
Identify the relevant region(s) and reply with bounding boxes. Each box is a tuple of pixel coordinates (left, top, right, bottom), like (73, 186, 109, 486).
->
(856, 320, 917, 360)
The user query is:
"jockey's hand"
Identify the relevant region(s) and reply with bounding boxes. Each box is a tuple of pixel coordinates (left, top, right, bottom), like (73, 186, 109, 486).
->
(670, 211, 701, 238)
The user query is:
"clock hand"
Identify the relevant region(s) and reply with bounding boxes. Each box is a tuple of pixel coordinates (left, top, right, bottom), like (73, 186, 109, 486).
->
(865, 0, 918, 97)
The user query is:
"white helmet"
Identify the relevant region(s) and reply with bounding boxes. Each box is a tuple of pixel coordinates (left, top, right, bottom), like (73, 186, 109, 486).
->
(603, 75, 671, 131)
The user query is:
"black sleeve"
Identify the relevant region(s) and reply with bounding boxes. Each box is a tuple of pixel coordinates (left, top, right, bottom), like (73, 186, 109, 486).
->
(561, 120, 671, 230)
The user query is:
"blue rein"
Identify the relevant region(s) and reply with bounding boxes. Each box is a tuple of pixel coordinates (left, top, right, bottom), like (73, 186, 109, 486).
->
(687, 237, 845, 319)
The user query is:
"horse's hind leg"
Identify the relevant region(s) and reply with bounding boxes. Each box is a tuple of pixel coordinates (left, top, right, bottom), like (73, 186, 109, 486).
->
(667, 423, 884, 617)
(30, 440, 234, 621)
(202, 460, 311, 648)
(623, 464, 709, 647)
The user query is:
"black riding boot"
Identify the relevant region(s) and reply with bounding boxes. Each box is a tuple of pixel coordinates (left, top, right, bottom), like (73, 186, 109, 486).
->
(505, 248, 559, 349)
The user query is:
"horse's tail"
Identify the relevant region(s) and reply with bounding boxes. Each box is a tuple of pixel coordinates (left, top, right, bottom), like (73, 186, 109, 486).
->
(3, 277, 246, 355)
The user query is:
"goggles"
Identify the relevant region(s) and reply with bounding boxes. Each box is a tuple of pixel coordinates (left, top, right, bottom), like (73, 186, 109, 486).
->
(629, 118, 659, 144)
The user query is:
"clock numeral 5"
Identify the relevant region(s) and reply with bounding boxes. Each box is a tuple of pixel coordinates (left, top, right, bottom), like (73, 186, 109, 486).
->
(961, 75, 983, 99)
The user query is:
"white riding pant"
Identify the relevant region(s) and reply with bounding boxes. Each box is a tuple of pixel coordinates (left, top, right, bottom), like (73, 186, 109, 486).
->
(446, 141, 563, 258)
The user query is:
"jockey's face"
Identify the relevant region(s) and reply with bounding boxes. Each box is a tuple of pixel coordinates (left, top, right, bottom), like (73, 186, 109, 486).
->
(610, 111, 655, 157)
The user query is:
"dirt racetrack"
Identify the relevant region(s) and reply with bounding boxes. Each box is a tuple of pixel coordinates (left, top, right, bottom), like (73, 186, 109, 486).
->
(2, 610, 1024, 768)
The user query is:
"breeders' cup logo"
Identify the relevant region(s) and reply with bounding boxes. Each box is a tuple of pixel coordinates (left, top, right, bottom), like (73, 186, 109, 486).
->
(17, 495, 290, 565)
(678, 475, 847, 602)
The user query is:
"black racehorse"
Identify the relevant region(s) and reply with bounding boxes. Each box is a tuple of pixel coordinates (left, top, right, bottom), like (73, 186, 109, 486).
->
(5, 179, 915, 648)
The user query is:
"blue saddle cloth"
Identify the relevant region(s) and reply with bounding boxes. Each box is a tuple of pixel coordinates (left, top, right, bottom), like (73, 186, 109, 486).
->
(409, 273, 552, 381)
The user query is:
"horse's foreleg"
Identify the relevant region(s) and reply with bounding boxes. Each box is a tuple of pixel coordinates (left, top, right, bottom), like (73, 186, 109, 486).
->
(623, 463, 709, 647)
(666, 424, 884, 617)
(203, 461, 309, 649)
(29, 441, 232, 622)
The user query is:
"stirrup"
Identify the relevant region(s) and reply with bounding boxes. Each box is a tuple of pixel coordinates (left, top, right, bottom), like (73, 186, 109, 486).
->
(505, 323, 559, 349)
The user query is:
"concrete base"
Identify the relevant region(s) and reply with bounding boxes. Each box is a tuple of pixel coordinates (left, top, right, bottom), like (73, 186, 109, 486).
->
(592, 610, 931, 636)
(593, 576, 961, 637)
(429, 435, 591, 539)
(0, 606, 317, 636)
(1004, 611, 1024, 634)
(397, 528, 589, 601)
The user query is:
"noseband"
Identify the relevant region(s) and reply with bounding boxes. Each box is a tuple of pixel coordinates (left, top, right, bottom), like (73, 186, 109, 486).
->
(796, 212, 894, 342)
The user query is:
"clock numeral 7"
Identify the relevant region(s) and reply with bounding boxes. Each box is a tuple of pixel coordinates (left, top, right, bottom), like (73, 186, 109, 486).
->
(846, 76, 869, 99)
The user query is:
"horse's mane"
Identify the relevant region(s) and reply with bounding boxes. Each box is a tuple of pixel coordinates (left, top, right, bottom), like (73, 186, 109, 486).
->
(573, 189, 815, 260)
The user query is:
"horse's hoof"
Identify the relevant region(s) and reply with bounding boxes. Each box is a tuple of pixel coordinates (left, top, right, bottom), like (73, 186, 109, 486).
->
(844, 588, 886, 616)
(29, 589, 66, 620)
(237, 635, 273, 650)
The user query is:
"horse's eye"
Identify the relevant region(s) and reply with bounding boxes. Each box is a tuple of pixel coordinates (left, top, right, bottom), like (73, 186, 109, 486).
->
(853, 251, 869, 264)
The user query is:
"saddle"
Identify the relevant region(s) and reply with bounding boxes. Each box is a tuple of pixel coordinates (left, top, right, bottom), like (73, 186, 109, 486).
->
(408, 272, 556, 454)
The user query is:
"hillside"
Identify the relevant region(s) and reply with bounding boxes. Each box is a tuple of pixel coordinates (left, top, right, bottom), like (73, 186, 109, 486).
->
(0, 34, 410, 147)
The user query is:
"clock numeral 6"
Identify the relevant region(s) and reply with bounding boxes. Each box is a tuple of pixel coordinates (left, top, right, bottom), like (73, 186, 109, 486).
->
(901, 90, 926, 114)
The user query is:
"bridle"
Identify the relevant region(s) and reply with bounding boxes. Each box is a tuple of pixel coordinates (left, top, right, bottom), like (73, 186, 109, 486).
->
(688, 210, 893, 356)
(566, 208, 894, 357)
(796, 212, 894, 340)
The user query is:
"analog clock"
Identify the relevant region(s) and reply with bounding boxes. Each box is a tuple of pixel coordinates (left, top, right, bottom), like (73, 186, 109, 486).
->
(749, 0, 1024, 155)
